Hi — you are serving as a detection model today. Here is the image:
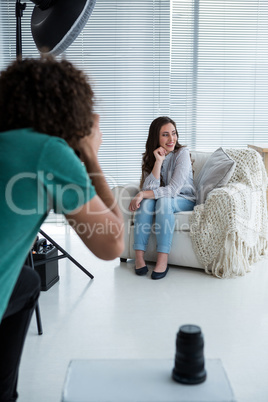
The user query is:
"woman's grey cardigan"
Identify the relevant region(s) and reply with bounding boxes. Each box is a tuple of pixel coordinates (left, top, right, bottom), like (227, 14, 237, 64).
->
(142, 147, 196, 202)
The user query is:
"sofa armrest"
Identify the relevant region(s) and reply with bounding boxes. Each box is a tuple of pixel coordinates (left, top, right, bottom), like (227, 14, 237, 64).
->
(190, 180, 268, 277)
(111, 182, 140, 259)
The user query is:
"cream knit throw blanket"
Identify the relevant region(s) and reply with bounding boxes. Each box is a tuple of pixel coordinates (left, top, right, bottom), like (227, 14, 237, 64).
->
(190, 148, 268, 278)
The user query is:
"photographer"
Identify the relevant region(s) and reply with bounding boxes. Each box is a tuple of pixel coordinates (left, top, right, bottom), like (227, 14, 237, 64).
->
(0, 56, 124, 401)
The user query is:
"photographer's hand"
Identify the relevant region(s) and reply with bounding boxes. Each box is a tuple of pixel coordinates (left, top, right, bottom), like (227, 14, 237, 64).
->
(77, 114, 102, 162)
(75, 115, 122, 220)
(65, 114, 124, 260)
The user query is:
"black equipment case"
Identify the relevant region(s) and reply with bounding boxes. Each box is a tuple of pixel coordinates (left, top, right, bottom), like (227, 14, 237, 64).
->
(32, 238, 59, 291)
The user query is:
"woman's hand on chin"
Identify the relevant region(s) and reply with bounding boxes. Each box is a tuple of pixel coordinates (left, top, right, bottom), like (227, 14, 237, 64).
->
(153, 147, 167, 163)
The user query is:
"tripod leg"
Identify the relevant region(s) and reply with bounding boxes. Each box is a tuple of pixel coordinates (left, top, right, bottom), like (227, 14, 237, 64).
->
(28, 252, 43, 335)
(35, 303, 43, 335)
(39, 229, 94, 279)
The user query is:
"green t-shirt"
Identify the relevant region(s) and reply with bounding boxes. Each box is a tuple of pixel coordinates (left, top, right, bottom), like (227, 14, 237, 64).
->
(0, 128, 96, 322)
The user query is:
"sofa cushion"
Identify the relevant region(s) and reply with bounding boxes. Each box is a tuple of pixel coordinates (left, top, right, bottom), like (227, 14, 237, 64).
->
(174, 210, 193, 232)
(190, 151, 212, 182)
(194, 147, 236, 205)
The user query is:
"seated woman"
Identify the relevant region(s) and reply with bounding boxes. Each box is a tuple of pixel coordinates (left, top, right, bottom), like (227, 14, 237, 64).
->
(129, 116, 196, 280)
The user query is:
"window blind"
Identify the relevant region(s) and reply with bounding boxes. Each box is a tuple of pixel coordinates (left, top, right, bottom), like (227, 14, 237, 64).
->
(1, 0, 268, 180)
(66, 0, 171, 187)
(171, 0, 268, 151)
(0, 0, 170, 186)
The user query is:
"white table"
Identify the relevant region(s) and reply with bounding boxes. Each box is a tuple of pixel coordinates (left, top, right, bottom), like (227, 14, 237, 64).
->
(62, 358, 236, 402)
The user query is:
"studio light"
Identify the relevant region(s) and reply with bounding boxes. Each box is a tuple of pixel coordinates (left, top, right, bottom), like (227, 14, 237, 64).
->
(16, 0, 97, 57)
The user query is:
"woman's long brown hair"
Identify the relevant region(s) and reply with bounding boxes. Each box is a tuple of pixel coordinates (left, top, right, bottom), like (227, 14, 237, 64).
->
(140, 116, 184, 189)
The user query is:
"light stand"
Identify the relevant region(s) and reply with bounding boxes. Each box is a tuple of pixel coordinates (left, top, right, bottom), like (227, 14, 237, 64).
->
(15, 0, 96, 333)
(16, 0, 26, 57)
(16, 0, 97, 57)
(38, 230, 94, 280)
(15, 0, 97, 56)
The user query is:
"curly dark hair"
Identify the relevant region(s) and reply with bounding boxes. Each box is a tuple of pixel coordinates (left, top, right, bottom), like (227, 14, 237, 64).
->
(140, 116, 184, 189)
(0, 55, 94, 143)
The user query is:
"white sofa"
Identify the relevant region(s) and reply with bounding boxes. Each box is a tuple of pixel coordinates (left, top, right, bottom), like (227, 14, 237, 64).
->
(111, 151, 213, 270)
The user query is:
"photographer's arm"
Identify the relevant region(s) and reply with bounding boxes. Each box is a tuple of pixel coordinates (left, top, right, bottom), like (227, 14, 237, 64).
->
(65, 115, 124, 260)
(65, 193, 124, 261)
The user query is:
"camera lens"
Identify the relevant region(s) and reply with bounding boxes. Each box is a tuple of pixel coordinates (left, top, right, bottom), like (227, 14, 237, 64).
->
(172, 324, 207, 385)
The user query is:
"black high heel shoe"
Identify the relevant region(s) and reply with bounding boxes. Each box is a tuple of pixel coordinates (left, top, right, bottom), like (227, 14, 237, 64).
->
(151, 265, 169, 280)
(135, 265, 148, 276)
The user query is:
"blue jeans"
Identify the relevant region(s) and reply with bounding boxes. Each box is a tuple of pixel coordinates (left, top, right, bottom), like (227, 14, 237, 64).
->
(133, 197, 195, 254)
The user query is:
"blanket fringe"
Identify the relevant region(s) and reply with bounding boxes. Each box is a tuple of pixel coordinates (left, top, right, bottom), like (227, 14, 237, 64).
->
(205, 232, 268, 279)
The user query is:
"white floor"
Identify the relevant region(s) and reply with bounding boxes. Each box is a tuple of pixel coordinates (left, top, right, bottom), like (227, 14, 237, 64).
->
(18, 222, 268, 402)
